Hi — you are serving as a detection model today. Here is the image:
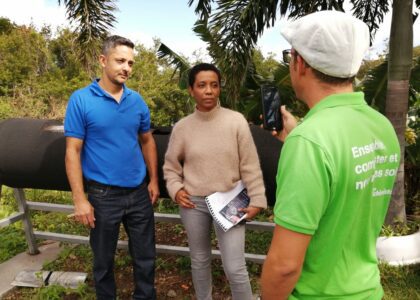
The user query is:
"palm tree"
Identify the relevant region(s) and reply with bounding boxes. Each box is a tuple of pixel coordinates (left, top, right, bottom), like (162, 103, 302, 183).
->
(384, 0, 413, 224)
(187, 0, 417, 223)
(362, 48, 420, 224)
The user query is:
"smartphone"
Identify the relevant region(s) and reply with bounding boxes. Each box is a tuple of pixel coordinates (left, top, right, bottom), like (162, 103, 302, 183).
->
(261, 86, 283, 131)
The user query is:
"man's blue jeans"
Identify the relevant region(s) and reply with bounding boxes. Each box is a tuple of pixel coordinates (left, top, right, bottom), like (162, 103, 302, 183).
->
(87, 182, 156, 300)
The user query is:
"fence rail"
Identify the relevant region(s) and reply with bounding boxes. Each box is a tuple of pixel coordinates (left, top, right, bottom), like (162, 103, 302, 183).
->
(0, 188, 274, 264)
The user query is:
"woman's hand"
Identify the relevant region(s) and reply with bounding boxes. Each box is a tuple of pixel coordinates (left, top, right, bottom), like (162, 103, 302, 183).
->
(175, 189, 196, 208)
(240, 206, 262, 221)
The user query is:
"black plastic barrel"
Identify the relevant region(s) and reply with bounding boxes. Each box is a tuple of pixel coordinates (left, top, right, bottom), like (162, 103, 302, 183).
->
(0, 119, 282, 205)
(0, 119, 69, 191)
(249, 124, 282, 206)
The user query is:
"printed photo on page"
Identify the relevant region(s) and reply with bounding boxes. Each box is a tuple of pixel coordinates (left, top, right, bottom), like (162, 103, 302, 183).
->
(219, 189, 249, 224)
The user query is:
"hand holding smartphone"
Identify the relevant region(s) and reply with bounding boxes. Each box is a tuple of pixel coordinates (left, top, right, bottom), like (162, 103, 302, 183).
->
(261, 86, 283, 131)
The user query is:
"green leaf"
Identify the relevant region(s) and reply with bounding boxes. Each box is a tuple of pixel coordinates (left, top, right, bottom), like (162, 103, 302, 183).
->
(157, 43, 191, 89)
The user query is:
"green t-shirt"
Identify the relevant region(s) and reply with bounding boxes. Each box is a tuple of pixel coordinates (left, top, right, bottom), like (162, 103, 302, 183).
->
(274, 92, 400, 300)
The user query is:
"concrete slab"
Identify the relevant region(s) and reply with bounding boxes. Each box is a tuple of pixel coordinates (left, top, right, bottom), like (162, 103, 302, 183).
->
(0, 241, 62, 298)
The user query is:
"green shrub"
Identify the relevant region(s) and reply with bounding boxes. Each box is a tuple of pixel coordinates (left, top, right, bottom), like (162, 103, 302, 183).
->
(0, 225, 27, 262)
(0, 98, 13, 119)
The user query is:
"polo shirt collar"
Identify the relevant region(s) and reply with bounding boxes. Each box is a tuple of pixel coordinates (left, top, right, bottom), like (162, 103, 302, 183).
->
(89, 78, 132, 102)
(305, 92, 366, 119)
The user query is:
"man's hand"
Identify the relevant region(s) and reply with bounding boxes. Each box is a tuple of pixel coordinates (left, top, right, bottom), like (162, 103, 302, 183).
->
(148, 180, 160, 204)
(139, 131, 160, 204)
(65, 137, 95, 227)
(73, 196, 95, 228)
(272, 105, 298, 142)
(240, 206, 262, 221)
(175, 189, 196, 208)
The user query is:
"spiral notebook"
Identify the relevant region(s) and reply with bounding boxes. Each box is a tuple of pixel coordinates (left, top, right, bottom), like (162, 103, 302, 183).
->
(205, 181, 250, 232)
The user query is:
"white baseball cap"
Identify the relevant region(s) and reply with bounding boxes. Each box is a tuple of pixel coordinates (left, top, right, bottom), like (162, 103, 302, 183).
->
(281, 10, 369, 78)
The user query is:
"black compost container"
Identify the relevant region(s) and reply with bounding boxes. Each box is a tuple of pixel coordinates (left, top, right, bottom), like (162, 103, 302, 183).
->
(0, 119, 282, 205)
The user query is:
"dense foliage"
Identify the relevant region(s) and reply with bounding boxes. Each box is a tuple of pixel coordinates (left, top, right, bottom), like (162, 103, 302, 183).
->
(0, 19, 190, 126)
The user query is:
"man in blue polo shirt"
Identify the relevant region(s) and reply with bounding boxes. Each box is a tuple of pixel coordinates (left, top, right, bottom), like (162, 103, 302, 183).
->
(64, 35, 159, 300)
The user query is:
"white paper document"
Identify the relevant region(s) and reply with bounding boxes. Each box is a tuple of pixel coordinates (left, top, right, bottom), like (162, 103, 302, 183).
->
(205, 180, 250, 232)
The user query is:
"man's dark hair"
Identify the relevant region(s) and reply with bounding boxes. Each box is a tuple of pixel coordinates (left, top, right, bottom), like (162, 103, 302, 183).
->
(101, 35, 134, 55)
(312, 69, 355, 85)
(292, 51, 355, 85)
(188, 63, 222, 87)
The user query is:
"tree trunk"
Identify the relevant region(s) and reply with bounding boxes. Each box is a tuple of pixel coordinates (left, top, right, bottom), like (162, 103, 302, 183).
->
(384, 0, 413, 225)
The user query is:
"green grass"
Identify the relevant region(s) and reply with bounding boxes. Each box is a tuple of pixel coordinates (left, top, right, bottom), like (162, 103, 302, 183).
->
(0, 187, 18, 214)
(36, 283, 93, 300)
(155, 197, 179, 214)
(26, 189, 73, 205)
(381, 263, 420, 299)
(7, 283, 94, 300)
(0, 187, 29, 262)
(0, 225, 27, 262)
(43, 244, 93, 273)
(381, 219, 420, 237)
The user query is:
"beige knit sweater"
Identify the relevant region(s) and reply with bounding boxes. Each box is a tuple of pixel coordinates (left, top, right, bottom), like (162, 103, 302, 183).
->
(163, 105, 267, 208)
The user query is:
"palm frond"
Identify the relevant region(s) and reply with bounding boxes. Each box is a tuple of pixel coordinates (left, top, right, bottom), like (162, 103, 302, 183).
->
(286, 0, 345, 19)
(157, 43, 191, 89)
(188, 0, 214, 20)
(210, 0, 279, 49)
(410, 56, 420, 90)
(279, 0, 292, 16)
(192, 19, 224, 59)
(196, 0, 282, 109)
(239, 62, 264, 120)
(196, 0, 347, 109)
(362, 60, 388, 113)
(363, 52, 419, 114)
(59, 0, 116, 41)
(58, 0, 117, 73)
(408, 56, 420, 105)
(273, 63, 296, 106)
(193, 18, 250, 109)
(350, 0, 389, 44)
(240, 61, 299, 121)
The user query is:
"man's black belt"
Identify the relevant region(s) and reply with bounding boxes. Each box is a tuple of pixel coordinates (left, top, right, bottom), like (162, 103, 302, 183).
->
(87, 180, 140, 191)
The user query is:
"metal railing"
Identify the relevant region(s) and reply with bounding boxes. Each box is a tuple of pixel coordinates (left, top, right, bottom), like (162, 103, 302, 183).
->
(0, 188, 274, 264)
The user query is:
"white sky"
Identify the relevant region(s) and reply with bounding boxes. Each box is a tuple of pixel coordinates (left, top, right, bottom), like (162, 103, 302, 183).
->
(1, 0, 419, 61)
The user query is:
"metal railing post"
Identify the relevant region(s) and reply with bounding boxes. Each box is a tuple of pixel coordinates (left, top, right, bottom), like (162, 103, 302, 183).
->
(13, 188, 39, 255)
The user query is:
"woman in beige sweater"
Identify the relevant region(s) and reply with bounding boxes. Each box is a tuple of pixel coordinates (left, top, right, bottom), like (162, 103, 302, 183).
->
(163, 63, 267, 300)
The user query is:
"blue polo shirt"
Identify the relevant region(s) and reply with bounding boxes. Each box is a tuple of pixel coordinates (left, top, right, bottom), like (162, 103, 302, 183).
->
(64, 79, 151, 187)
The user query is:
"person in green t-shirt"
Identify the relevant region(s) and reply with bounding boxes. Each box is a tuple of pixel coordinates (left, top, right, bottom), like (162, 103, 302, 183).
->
(261, 11, 400, 300)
